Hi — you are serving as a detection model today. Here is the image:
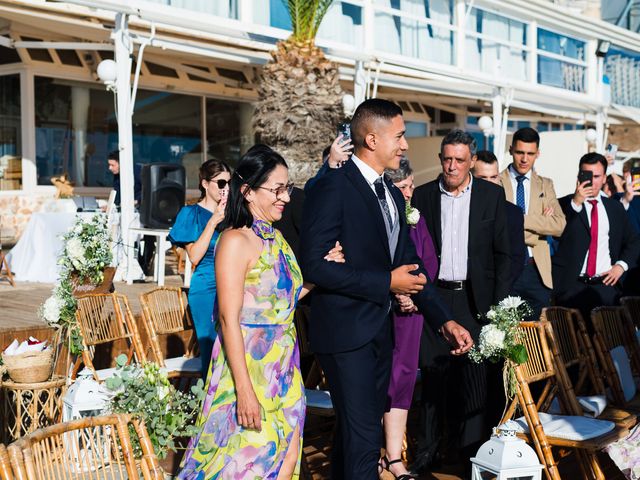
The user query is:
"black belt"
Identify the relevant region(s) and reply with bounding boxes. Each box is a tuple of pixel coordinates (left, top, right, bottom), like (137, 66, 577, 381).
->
(578, 275, 604, 285)
(526, 257, 536, 265)
(437, 279, 467, 291)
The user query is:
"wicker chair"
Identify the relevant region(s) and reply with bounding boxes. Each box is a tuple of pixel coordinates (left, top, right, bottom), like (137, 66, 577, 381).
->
(591, 306, 640, 376)
(542, 307, 637, 428)
(73, 293, 147, 381)
(621, 296, 640, 330)
(0, 444, 14, 480)
(139, 287, 201, 378)
(7, 414, 162, 480)
(501, 321, 629, 480)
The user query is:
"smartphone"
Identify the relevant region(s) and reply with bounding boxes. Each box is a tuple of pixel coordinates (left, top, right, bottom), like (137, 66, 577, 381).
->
(606, 143, 619, 158)
(632, 167, 640, 191)
(337, 122, 351, 141)
(578, 170, 593, 187)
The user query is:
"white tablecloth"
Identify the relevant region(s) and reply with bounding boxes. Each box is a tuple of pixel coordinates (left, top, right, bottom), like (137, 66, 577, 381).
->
(7, 212, 95, 283)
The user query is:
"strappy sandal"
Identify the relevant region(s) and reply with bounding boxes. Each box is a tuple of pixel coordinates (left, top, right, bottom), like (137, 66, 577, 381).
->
(379, 456, 418, 480)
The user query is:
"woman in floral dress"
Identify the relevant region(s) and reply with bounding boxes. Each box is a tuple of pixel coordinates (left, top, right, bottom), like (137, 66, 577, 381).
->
(178, 145, 343, 480)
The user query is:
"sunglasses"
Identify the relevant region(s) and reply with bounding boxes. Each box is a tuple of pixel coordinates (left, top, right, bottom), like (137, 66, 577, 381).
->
(210, 179, 229, 189)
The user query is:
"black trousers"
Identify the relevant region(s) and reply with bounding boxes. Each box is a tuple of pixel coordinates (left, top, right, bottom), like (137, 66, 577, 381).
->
(511, 261, 551, 320)
(555, 280, 621, 331)
(317, 317, 393, 480)
(414, 287, 487, 468)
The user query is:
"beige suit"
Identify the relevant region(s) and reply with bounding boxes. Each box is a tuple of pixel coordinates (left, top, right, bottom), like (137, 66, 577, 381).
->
(501, 167, 566, 288)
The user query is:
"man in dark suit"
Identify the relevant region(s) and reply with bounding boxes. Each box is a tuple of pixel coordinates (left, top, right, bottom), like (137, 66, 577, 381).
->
(474, 150, 526, 288)
(299, 99, 473, 480)
(410, 132, 511, 473)
(554, 153, 640, 323)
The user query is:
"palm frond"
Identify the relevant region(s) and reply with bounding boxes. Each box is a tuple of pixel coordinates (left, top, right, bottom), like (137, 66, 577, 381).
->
(310, 0, 334, 39)
(284, 0, 334, 42)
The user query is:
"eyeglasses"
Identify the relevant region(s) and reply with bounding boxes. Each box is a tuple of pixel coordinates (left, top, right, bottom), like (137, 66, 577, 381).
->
(255, 182, 294, 198)
(210, 179, 229, 189)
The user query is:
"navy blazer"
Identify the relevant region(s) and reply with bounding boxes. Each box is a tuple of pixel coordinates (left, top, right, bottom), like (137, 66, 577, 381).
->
(505, 201, 526, 287)
(553, 194, 640, 294)
(299, 159, 452, 354)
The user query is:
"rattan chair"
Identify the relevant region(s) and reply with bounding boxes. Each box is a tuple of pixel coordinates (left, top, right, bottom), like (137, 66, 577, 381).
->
(591, 306, 640, 376)
(542, 307, 637, 428)
(0, 444, 14, 480)
(73, 293, 147, 381)
(500, 321, 629, 480)
(139, 287, 201, 378)
(7, 414, 162, 480)
(621, 296, 640, 330)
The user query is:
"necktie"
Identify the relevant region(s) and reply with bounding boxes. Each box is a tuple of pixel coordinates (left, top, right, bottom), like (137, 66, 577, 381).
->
(374, 177, 393, 230)
(586, 199, 599, 277)
(516, 175, 526, 214)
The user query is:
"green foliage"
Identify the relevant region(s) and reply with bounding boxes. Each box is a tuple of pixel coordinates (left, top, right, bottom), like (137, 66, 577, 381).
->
(284, 0, 334, 42)
(105, 360, 205, 459)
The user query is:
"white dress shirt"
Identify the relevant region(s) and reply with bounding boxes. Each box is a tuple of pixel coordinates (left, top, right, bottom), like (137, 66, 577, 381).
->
(351, 154, 397, 224)
(508, 165, 533, 256)
(570, 193, 628, 276)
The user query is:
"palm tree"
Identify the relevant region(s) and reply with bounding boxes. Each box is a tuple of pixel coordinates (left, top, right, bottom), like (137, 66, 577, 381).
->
(253, 0, 345, 185)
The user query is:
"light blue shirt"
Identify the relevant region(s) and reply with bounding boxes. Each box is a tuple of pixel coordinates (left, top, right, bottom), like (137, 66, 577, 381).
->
(438, 174, 472, 281)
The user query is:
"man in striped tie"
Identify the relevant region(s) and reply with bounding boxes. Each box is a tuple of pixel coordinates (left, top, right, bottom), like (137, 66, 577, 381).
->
(553, 152, 640, 326)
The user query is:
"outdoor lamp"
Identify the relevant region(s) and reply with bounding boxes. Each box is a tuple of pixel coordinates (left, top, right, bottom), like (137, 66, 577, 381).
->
(471, 429, 543, 480)
(596, 40, 611, 58)
(585, 128, 598, 145)
(478, 115, 494, 135)
(96, 59, 117, 90)
(63, 368, 111, 421)
(342, 93, 356, 117)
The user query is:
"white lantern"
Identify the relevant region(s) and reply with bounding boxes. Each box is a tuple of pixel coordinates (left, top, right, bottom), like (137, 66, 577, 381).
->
(585, 128, 598, 146)
(471, 429, 543, 480)
(96, 59, 117, 90)
(478, 115, 494, 134)
(63, 368, 111, 421)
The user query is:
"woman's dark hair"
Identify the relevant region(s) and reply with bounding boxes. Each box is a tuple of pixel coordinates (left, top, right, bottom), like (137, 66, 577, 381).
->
(198, 159, 231, 200)
(219, 144, 288, 230)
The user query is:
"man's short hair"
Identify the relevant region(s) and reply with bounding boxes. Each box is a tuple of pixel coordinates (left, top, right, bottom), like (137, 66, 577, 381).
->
(440, 129, 477, 157)
(350, 99, 403, 149)
(108, 150, 120, 162)
(512, 127, 540, 148)
(475, 150, 498, 165)
(579, 152, 607, 172)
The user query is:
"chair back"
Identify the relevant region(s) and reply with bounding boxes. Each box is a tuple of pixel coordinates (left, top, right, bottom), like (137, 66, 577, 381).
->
(74, 293, 146, 378)
(621, 296, 640, 330)
(591, 306, 640, 375)
(7, 414, 162, 480)
(139, 287, 196, 366)
(0, 444, 14, 480)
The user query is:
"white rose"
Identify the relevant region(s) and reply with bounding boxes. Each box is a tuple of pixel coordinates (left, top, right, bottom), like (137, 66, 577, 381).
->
(486, 309, 497, 320)
(499, 296, 524, 310)
(480, 324, 505, 351)
(407, 207, 420, 225)
(42, 295, 64, 324)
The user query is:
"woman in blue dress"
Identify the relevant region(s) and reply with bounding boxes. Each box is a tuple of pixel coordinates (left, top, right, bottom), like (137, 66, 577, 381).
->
(168, 159, 231, 377)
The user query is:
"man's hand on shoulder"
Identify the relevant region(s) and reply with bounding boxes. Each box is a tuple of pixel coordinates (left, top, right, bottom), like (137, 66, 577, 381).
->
(440, 320, 474, 355)
(390, 264, 426, 295)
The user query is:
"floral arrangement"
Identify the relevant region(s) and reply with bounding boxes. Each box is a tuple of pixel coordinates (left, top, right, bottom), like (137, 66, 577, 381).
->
(469, 296, 532, 397)
(105, 355, 205, 459)
(405, 202, 420, 226)
(39, 215, 113, 354)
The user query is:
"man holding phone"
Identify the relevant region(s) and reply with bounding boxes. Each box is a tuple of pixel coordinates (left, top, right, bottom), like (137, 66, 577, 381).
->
(553, 153, 640, 324)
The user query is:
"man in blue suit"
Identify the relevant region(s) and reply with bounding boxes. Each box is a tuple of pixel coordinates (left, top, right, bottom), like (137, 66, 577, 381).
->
(299, 99, 473, 480)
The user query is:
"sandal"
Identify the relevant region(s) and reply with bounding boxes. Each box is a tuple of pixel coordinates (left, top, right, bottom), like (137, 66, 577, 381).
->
(379, 456, 418, 480)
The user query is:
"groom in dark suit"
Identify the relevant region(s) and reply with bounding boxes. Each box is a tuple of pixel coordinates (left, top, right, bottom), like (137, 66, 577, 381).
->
(299, 99, 473, 480)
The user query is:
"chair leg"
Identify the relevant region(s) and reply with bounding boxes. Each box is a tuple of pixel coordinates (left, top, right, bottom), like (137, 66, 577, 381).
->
(0, 252, 15, 287)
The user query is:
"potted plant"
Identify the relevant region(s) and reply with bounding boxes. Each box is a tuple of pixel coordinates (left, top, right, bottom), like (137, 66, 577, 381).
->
(105, 354, 205, 473)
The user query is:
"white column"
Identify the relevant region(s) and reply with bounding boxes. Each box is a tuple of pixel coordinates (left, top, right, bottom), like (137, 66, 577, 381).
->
(71, 86, 90, 186)
(20, 69, 36, 193)
(113, 13, 136, 284)
(491, 89, 503, 159)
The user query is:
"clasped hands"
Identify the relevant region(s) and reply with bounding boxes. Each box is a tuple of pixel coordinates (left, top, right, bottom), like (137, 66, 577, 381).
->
(391, 264, 473, 356)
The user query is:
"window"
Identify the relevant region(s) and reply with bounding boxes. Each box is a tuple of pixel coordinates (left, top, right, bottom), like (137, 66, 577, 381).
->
(205, 98, 254, 174)
(0, 75, 21, 191)
(145, 0, 238, 19)
(537, 28, 586, 92)
(465, 8, 528, 81)
(405, 121, 427, 137)
(605, 47, 640, 107)
(373, 0, 454, 64)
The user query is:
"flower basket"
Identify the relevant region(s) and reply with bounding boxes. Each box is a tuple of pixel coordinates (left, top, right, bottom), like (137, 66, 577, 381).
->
(2, 349, 54, 383)
(71, 267, 116, 295)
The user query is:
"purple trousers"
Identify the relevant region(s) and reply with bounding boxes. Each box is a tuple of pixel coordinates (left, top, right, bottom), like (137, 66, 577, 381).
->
(387, 311, 423, 410)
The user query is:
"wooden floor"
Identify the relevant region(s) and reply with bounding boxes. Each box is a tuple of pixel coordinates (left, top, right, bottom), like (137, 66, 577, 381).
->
(0, 276, 627, 480)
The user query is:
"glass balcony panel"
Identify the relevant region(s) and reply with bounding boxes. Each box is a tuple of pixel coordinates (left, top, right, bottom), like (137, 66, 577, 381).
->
(605, 48, 640, 108)
(537, 56, 586, 92)
(465, 36, 527, 81)
(466, 7, 527, 46)
(373, 0, 454, 25)
(317, 2, 364, 48)
(145, 0, 238, 19)
(537, 28, 585, 61)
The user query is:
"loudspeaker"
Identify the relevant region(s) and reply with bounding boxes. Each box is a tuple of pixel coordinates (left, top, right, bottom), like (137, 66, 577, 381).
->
(140, 163, 186, 229)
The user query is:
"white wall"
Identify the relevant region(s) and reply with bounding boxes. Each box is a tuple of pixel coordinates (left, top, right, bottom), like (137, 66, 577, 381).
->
(406, 136, 445, 187)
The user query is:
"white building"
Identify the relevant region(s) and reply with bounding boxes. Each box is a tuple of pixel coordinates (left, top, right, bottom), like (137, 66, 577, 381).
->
(1, 0, 640, 240)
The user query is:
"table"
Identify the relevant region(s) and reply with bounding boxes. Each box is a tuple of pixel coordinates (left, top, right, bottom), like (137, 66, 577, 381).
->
(6, 212, 95, 283)
(0, 376, 67, 443)
(128, 227, 170, 286)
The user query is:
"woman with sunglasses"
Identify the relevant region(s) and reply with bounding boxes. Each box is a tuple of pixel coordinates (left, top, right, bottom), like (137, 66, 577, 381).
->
(169, 159, 231, 378)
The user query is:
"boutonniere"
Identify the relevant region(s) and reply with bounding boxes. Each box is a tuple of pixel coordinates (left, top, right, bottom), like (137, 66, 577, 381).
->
(405, 203, 420, 226)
